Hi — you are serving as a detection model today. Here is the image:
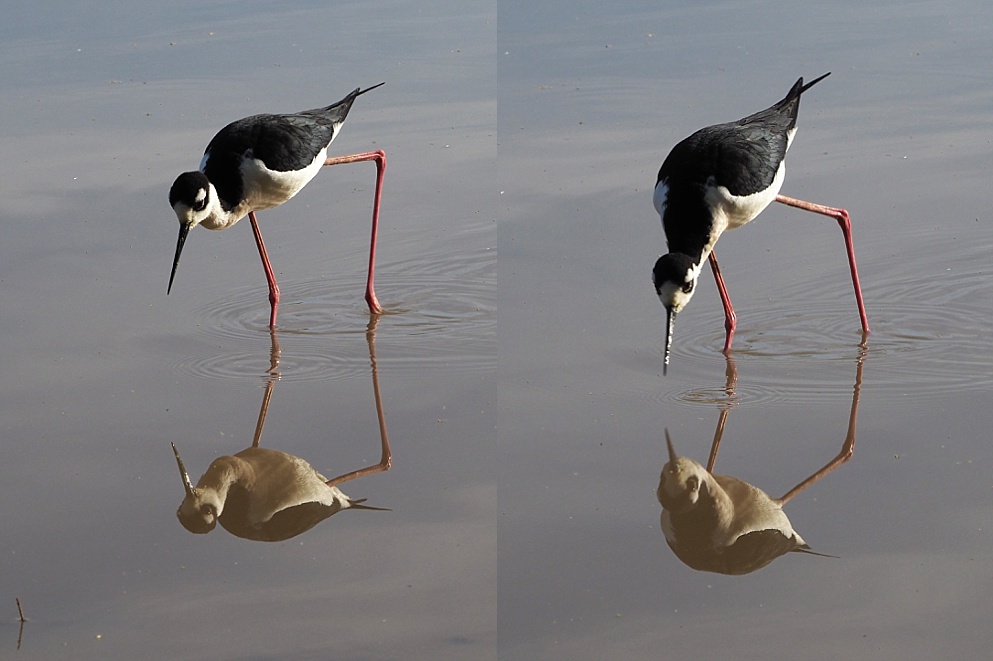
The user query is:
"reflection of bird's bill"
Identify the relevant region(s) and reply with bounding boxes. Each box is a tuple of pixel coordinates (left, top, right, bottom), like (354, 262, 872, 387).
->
(168, 223, 191, 294)
(665, 429, 678, 464)
(664, 307, 676, 375)
(171, 442, 195, 497)
(347, 497, 390, 512)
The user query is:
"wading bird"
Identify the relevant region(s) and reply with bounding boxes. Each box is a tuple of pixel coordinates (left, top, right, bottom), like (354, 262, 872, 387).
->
(168, 83, 387, 327)
(652, 73, 868, 373)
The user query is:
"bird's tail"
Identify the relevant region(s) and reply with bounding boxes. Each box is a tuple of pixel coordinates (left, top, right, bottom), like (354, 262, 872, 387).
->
(781, 71, 831, 107)
(329, 82, 386, 111)
(769, 72, 831, 126)
(798, 71, 831, 96)
(793, 545, 839, 559)
(314, 82, 385, 126)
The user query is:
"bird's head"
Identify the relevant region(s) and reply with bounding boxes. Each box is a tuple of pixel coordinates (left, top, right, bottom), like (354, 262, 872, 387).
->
(171, 442, 221, 534)
(167, 171, 213, 294)
(652, 253, 699, 373)
(657, 430, 709, 515)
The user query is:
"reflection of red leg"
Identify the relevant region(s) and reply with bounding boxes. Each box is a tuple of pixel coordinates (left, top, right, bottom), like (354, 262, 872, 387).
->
(706, 355, 738, 473)
(775, 195, 869, 333)
(327, 316, 392, 488)
(324, 150, 387, 314)
(777, 352, 864, 505)
(708, 250, 736, 352)
(249, 211, 280, 328)
(707, 407, 729, 473)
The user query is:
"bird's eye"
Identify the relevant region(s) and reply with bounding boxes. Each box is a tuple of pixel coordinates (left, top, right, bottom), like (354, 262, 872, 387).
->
(682, 281, 694, 294)
(686, 475, 699, 491)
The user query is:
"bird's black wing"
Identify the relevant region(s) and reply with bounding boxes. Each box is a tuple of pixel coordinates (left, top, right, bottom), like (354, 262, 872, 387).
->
(658, 74, 830, 199)
(202, 112, 334, 209)
(657, 119, 785, 198)
(246, 83, 384, 173)
(711, 121, 789, 197)
(251, 113, 337, 172)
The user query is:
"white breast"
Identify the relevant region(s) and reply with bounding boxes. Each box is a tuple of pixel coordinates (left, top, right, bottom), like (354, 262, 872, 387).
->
(240, 147, 329, 211)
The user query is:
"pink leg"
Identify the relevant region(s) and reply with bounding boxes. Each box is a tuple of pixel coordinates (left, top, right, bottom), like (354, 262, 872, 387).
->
(323, 150, 386, 315)
(708, 250, 736, 352)
(775, 195, 870, 334)
(249, 211, 280, 328)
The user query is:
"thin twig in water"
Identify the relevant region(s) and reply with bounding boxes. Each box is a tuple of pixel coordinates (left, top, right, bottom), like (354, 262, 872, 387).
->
(16, 597, 26, 622)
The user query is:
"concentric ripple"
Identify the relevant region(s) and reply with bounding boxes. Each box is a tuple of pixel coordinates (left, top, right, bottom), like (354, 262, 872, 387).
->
(172, 248, 495, 382)
(656, 245, 993, 405)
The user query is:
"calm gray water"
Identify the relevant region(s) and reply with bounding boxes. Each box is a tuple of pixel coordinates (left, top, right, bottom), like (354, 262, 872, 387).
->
(3, 0, 993, 659)
(1, 1, 494, 659)
(499, 0, 993, 660)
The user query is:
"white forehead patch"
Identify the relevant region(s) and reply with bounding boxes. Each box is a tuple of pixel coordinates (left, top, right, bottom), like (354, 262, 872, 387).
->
(195, 188, 207, 204)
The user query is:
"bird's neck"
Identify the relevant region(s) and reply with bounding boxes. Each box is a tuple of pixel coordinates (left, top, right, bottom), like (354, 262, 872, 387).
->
(194, 455, 251, 515)
(701, 473, 735, 527)
(200, 184, 250, 230)
(661, 193, 719, 267)
(666, 473, 735, 545)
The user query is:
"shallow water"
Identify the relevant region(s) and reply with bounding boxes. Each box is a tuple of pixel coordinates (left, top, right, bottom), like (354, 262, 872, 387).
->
(4, 0, 993, 658)
(1, 1, 494, 659)
(498, 0, 993, 659)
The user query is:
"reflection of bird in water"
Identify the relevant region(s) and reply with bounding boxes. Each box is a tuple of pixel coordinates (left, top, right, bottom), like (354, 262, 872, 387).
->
(167, 83, 387, 327)
(659, 431, 827, 574)
(650, 73, 869, 372)
(171, 444, 388, 541)
(171, 321, 391, 541)
(657, 351, 863, 574)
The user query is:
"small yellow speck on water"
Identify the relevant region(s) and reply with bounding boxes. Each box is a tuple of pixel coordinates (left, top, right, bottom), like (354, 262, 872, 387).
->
(95, 634, 102, 640)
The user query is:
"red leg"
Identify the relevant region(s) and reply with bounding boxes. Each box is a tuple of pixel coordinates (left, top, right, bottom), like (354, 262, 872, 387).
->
(249, 211, 280, 328)
(708, 250, 736, 352)
(323, 150, 386, 315)
(775, 195, 870, 333)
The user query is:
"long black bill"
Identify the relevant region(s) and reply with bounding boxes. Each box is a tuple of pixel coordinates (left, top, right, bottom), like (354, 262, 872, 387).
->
(168, 223, 191, 295)
(171, 442, 196, 498)
(663, 307, 676, 375)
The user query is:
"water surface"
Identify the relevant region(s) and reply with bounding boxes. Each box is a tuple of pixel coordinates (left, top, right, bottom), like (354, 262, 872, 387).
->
(499, 1, 993, 659)
(1, 1, 495, 658)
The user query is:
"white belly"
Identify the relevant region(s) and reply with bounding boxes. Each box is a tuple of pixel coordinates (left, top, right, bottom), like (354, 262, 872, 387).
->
(240, 147, 328, 211)
(705, 160, 785, 231)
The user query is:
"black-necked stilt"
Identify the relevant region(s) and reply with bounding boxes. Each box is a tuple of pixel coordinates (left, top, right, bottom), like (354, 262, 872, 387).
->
(168, 83, 387, 327)
(170, 318, 392, 541)
(652, 73, 869, 373)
